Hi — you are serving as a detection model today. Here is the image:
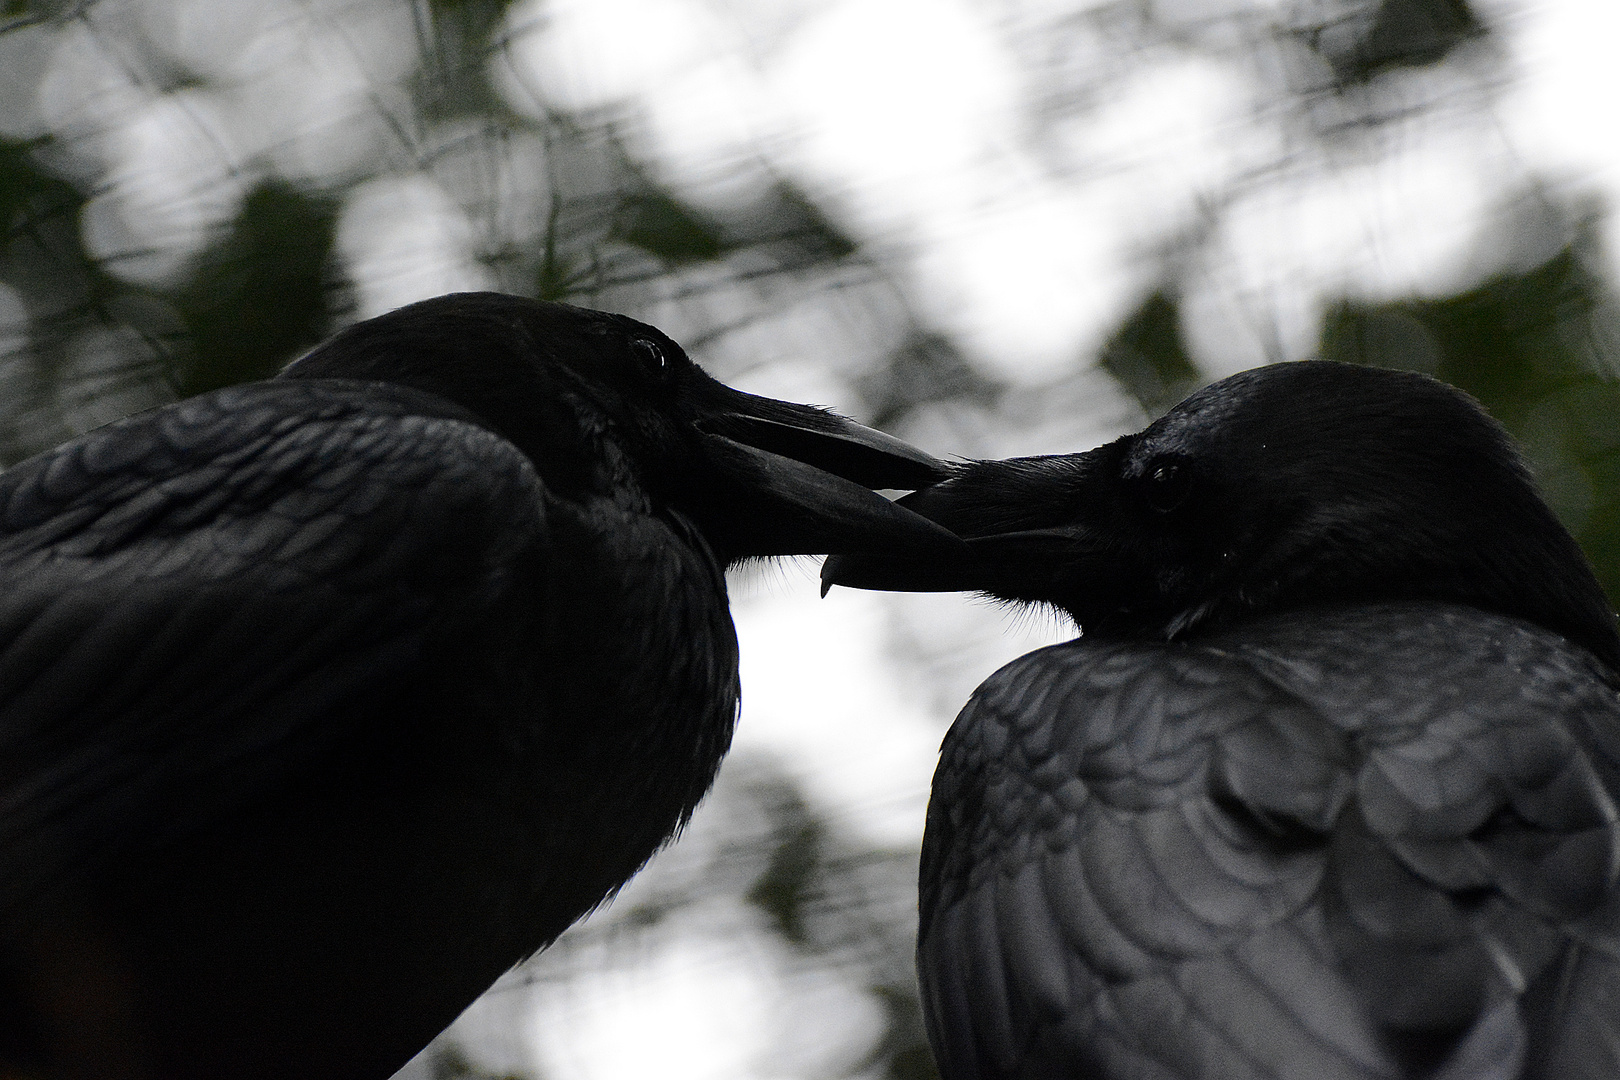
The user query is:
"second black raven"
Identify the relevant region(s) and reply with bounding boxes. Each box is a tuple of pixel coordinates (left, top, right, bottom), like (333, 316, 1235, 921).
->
(0, 292, 956, 1080)
(824, 360, 1620, 1079)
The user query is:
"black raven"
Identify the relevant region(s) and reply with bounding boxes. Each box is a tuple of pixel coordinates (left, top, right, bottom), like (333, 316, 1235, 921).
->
(0, 292, 956, 1080)
(823, 360, 1620, 1079)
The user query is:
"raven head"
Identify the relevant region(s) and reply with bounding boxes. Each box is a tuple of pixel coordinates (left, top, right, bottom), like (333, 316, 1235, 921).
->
(282, 292, 958, 563)
(824, 360, 1620, 669)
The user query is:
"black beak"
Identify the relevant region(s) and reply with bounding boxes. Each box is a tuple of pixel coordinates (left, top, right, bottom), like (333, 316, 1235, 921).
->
(819, 450, 1122, 597)
(693, 394, 964, 559)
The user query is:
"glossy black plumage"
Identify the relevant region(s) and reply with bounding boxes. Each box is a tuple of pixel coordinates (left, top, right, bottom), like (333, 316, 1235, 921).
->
(823, 361, 1620, 1079)
(0, 292, 953, 1080)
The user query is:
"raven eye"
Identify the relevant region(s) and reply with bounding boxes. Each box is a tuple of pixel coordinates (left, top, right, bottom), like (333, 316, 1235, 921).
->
(1143, 458, 1192, 513)
(632, 338, 669, 376)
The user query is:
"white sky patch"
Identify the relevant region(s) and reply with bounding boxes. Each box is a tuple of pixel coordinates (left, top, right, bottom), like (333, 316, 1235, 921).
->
(499, 0, 732, 114)
(529, 933, 775, 1080)
(908, 184, 1140, 380)
(495, 0, 1614, 387)
(502, 0, 781, 207)
(1047, 52, 1272, 242)
(903, 51, 1274, 380)
(765, 0, 1147, 381)
(338, 175, 498, 319)
(0, 23, 54, 140)
(524, 909, 884, 1080)
(886, 589, 1075, 720)
(636, 55, 781, 211)
(496, 0, 1303, 384)
(142, 0, 305, 83)
(722, 360, 859, 424)
(767, 0, 1019, 219)
(196, 1, 419, 185)
(1497, 0, 1620, 284)
(729, 573, 948, 847)
(420, 121, 556, 254)
(77, 90, 249, 287)
(496, 0, 785, 209)
(37, 20, 158, 159)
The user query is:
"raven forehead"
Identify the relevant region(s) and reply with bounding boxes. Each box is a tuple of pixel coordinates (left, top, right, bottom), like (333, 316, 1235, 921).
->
(1137, 363, 1313, 453)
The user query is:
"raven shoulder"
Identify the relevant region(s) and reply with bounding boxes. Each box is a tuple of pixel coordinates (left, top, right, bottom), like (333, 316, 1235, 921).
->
(921, 603, 1620, 1080)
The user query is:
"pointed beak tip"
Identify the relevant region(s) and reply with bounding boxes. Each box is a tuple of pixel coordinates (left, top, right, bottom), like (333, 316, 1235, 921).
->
(819, 553, 851, 594)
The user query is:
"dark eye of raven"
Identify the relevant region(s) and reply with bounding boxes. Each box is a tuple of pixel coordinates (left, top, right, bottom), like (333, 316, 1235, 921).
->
(632, 338, 669, 377)
(1142, 457, 1192, 513)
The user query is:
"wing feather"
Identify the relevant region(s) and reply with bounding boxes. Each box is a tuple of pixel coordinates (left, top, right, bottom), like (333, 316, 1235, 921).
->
(919, 603, 1620, 1079)
(0, 381, 548, 911)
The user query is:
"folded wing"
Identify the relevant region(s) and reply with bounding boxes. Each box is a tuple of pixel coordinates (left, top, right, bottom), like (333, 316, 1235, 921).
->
(919, 604, 1620, 1080)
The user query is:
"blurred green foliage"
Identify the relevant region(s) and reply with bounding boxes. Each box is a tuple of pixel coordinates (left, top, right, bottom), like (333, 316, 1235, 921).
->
(427, 1043, 528, 1080)
(1307, 0, 1484, 84)
(1, 137, 78, 235)
(171, 182, 339, 393)
(2, 135, 98, 300)
(616, 189, 730, 265)
(1, 2, 38, 25)
(1099, 291, 1201, 420)
(1322, 244, 1620, 604)
(861, 331, 1002, 432)
(743, 785, 826, 948)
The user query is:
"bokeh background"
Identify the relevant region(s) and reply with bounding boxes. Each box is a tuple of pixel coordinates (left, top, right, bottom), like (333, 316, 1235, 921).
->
(3, 0, 1620, 1076)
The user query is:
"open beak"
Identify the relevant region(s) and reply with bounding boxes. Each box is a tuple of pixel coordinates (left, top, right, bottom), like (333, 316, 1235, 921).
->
(692, 395, 964, 559)
(819, 451, 1119, 596)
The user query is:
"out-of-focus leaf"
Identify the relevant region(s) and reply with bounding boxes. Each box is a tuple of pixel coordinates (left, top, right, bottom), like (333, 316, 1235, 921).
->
(415, 0, 519, 120)
(1, 1, 41, 27)
(756, 182, 858, 265)
(1, 139, 71, 233)
(1320, 246, 1620, 604)
(614, 178, 862, 276)
(616, 189, 729, 265)
(427, 1043, 529, 1080)
(864, 984, 941, 1080)
(1356, 0, 1482, 75)
(1300, 0, 1484, 86)
(169, 181, 339, 393)
(1099, 290, 1200, 420)
(744, 782, 825, 948)
(861, 331, 1003, 432)
(0, 136, 162, 465)
(426, 0, 515, 17)
(0, 137, 92, 287)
